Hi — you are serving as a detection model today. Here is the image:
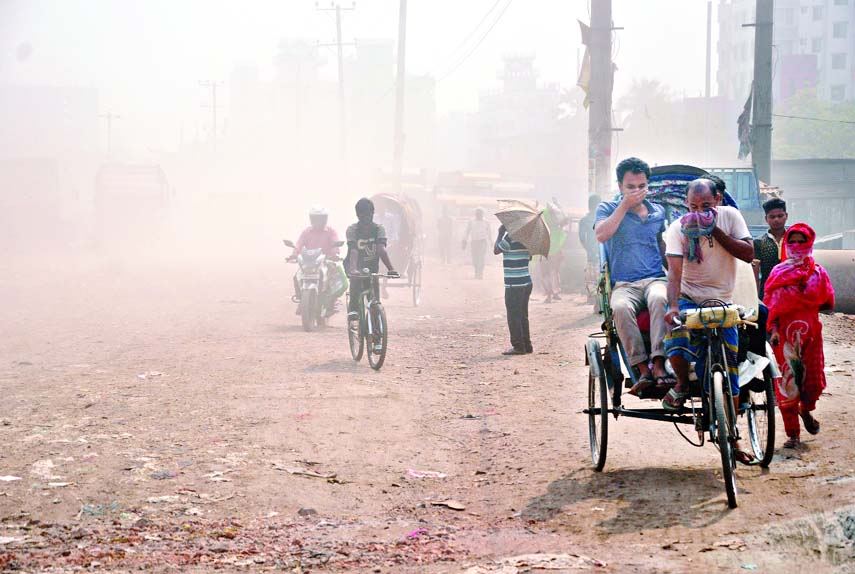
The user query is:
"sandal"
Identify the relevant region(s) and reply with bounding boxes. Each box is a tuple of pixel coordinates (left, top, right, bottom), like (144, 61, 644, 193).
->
(783, 437, 801, 449)
(628, 373, 655, 397)
(655, 374, 677, 390)
(662, 388, 689, 411)
(734, 449, 761, 466)
(800, 412, 820, 435)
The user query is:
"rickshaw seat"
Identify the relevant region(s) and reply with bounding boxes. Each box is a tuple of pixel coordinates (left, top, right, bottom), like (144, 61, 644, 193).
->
(636, 309, 651, 333)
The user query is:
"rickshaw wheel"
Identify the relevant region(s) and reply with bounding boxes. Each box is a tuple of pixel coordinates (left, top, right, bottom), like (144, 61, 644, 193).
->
(586, 339, 609, 471)
(747, 369, 776, 467)
(712, 372, 738, 508)
(411, 262, 422, 307)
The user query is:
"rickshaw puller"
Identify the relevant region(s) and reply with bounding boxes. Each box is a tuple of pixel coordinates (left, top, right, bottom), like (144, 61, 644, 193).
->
(662, 179, 758, 465)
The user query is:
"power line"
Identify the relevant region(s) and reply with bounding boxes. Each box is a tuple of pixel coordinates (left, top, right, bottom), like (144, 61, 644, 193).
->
(773, 113, 855, 125)
(370, 0, 503, 106)
(436, 0, 514, 83)
(437, 0, 503, 73)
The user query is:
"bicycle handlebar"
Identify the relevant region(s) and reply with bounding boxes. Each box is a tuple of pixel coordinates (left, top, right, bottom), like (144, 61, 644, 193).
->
(670, 305, 756, 329)
(347, 272, 400, 279)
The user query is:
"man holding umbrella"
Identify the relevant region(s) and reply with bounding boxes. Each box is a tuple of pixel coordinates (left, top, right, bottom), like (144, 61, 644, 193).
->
(494, 200, 551, 355)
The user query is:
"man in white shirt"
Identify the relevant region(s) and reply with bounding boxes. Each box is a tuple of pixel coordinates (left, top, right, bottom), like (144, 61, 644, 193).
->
(661, 179, 758, 465)
(462, 208, 492, 279)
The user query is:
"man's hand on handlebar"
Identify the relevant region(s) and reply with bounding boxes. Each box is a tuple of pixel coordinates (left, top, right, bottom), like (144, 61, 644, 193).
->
(665, 307, 681, 327)
(386, 270, 400, 279)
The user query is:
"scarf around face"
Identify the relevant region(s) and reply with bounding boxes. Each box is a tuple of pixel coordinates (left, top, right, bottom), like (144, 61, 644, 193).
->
(763, 222, 835, 324)
(680, 209, 717, 263)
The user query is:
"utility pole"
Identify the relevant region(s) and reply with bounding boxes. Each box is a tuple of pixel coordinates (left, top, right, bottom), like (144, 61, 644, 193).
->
(317, 2, 356, 170)
(587, 0, 615, 197)
(99, 112, 120, 157)
(199, 80, 222, 152)
(393, 0, 408, 188)
(750, 0, 774, 183)
(706, 1, 712, 99)
(705, 0, 712, 164)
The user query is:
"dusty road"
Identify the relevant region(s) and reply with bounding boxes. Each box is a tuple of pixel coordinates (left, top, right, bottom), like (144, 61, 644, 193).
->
(1, 254, 854, 573)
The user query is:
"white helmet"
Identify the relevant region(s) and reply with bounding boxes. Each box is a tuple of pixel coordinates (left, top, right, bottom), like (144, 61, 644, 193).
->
(309, 205, 328, 217)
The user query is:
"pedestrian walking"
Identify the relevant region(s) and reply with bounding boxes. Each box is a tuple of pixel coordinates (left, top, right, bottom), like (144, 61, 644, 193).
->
(764, 223, 835, 449)
(578, 194, 601, 307)
(462, 208, 492, 279)
(437, 207, 453, 264)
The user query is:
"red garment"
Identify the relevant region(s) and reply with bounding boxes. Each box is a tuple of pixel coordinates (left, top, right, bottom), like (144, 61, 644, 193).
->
(294, 226, 340, 258)
(763, 223, 835, 439)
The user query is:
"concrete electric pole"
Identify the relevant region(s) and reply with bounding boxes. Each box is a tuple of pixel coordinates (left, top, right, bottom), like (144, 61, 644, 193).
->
(393, 0, 408, 188)
(199, 80, 222, 152)
(751, 0, 774, 183)
(99, 112, 120, 157)
(317, 2, 356, 170)
(588, 0, 615, 197)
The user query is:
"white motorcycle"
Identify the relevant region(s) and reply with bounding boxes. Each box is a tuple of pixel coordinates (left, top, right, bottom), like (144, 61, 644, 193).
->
(283, 239, 345, 331)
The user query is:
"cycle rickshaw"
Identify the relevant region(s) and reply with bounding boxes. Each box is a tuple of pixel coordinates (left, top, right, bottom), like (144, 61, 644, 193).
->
(583, 165, 781, 508)
(370, 193, 424, 306)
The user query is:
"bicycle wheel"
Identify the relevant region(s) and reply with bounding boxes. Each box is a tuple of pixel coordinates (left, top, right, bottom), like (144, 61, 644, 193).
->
(367, 303, 388, 371)
(712, 371, 738, 509)
(301, 290, 317, 332)
(747, 370, 776, 467)
(348, 306, 364, 362)
(411, 262, 422, 307)
(586, 339, 608, 471)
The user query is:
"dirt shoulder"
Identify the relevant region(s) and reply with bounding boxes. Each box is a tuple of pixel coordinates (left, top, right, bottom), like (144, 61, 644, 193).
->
(1, 256, 853, 572)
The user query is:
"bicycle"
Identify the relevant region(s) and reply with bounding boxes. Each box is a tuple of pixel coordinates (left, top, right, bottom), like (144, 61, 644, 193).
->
(586, 299, 771, 509)
(346, 270, 399, 371)
(670, 300, 757, 509)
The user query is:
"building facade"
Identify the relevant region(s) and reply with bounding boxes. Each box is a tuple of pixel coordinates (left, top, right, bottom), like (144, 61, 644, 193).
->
(718, 0, 855, 102)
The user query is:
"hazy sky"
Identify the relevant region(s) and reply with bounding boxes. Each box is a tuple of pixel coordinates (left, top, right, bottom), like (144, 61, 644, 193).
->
(0, 0, 720, 153)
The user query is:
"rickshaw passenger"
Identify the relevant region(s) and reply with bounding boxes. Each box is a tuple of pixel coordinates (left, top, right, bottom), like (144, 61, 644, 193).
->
(595, 157, 672, 394)
(662, 179, 759, 465)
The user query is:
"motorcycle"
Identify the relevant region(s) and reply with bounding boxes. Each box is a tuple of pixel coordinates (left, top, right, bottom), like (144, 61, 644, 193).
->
(283, 239, 346, 332)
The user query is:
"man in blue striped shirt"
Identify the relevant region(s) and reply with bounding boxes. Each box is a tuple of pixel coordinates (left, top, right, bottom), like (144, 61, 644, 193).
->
(494, 224, 533, 355)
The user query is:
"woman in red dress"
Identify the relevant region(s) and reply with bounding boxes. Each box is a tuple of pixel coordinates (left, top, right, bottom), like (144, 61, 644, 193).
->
(763, 223, 835, 448)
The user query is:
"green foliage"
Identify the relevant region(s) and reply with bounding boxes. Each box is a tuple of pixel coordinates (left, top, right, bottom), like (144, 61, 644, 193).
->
(774, 89, 855, 159)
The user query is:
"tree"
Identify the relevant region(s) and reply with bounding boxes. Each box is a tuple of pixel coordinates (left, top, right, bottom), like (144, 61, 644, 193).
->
(773, 89, 855, 159)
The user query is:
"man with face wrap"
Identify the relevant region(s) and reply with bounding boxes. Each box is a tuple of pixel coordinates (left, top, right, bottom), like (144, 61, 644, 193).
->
(345, 198, 398, 319)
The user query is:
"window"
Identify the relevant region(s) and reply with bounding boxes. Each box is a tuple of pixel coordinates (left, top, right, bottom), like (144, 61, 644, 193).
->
(834, 0, 848, 5)
(831, 85, 846, 101)
(834, 21, 848, 38)
(813, 6, 824, 20)
(832, 52, 847, 69)
(812, 37, 823, 53)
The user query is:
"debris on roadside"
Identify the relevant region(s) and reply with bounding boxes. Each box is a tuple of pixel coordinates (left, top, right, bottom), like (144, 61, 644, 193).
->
(406, 469, 447, 479)
(431, 499, 465, 511)
(272, 461, 338, 480)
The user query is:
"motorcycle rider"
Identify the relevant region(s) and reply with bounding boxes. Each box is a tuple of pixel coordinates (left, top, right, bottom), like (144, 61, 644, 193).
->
(292, 205, 341, 259)
(289, 205, 342, 315)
